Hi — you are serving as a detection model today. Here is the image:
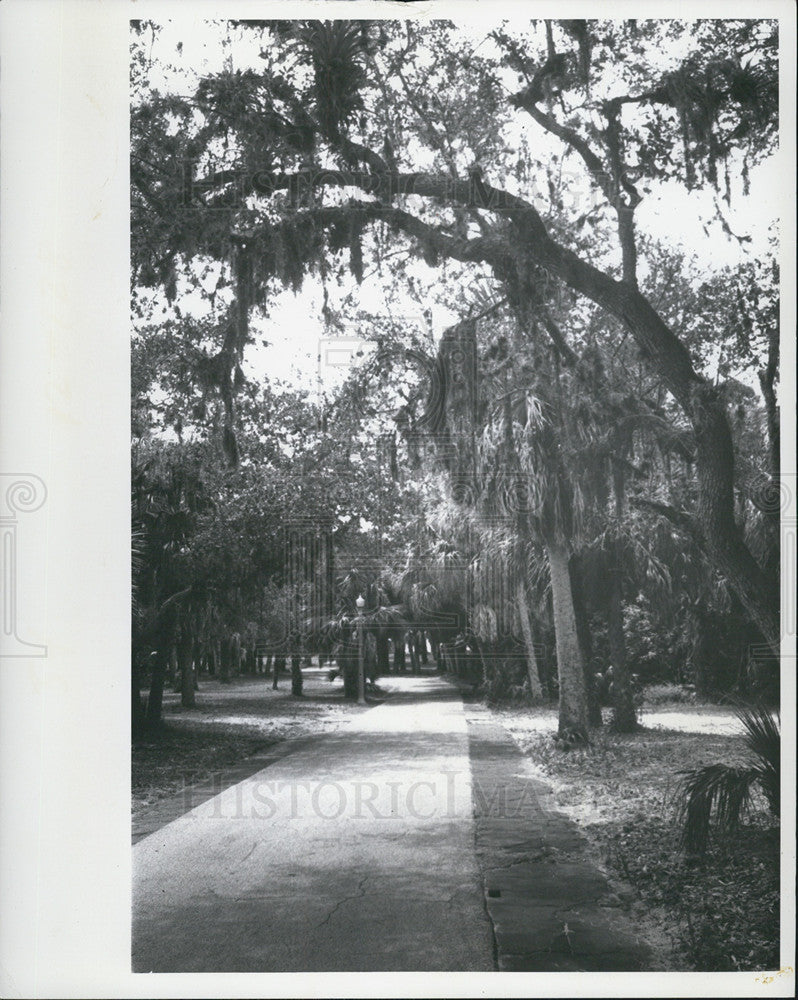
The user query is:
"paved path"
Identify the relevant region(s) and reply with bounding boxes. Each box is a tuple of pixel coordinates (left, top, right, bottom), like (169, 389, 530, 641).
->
(133, 674, 652, 973)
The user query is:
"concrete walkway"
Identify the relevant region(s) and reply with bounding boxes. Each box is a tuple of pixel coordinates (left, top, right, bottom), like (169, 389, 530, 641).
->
(133, 674, 652, 973)
(463, 706, 652, 971)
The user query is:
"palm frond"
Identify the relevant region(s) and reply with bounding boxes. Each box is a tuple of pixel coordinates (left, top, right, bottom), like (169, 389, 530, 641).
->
(733, 700, 780, 817)
(676, 764, 759, 855)
(675, 700, 780, 855)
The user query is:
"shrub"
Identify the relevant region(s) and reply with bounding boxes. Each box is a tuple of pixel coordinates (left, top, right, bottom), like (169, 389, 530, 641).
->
(676, 702, 779, 856)
(643, 683, 696, 706)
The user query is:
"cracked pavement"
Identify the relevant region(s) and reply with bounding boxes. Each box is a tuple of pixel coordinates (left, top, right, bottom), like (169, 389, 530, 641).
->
(133, 675, 653, 972)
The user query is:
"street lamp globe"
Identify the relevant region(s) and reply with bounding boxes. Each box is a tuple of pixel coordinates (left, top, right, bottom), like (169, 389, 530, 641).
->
(355, 593, 365, 612)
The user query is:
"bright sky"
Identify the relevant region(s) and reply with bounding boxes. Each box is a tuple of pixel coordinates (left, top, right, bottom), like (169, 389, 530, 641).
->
(135, 18, 781, 392)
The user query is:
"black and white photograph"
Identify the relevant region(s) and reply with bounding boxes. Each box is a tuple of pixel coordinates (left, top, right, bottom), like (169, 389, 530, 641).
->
(128, 10, 791, 978)
(0, 2, 795, 997)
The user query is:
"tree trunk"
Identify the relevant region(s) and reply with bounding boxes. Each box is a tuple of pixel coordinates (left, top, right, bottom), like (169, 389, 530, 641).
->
(568, 553, 602, 727)
(273, 654, 285, 690)
(219, 637, 231, 683)
(393, 632, 406, 672)
(341, 639, 359, 700)
(291, 654, 303, 696)
(178, 631, 195, 708)
(145, 648, 168, 728)
(691, 390, 779, 649)
(545, 536, 589, 743)
(516, 579, 544, 701)
(408, 633, 420, 675)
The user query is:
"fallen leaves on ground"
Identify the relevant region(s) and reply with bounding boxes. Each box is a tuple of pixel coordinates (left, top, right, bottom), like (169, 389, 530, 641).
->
(493, 700, 780, 972)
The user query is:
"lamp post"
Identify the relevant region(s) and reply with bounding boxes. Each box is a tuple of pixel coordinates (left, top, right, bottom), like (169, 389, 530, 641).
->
(356, 593, 366, 705)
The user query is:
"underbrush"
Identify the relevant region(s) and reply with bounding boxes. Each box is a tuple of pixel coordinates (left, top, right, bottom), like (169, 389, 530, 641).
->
(602, 817, 779, 971)
(643, 683, 696, 705)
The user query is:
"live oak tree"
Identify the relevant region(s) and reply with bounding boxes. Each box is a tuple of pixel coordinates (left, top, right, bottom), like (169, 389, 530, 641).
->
(132, 18, 780, 735)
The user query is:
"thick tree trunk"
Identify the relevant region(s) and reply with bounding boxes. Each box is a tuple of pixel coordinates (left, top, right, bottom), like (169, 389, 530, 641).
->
(545, 537, 589, 742)
(568, 553, 602, 727)
(691, 391, 779, 649)
(516, 580, 544, 701)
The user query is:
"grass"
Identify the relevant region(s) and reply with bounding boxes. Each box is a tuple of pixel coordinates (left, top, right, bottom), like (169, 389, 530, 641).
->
(494, 699, 780, 972)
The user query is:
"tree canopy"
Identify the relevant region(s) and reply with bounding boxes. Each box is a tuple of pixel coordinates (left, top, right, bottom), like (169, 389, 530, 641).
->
(131, 17, 780, 739)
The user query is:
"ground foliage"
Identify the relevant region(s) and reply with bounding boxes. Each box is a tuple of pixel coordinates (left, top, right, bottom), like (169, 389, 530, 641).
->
(132, 726, 273, 814)
(499, 700, 780, 971)
(607, 817, 779, 971)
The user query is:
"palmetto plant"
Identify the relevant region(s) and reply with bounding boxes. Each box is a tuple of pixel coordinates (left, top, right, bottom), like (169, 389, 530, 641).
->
(676, 701, 780, 856)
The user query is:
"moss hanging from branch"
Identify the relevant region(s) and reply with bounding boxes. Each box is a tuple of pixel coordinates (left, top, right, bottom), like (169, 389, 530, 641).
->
(659, 57, 773, 196)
